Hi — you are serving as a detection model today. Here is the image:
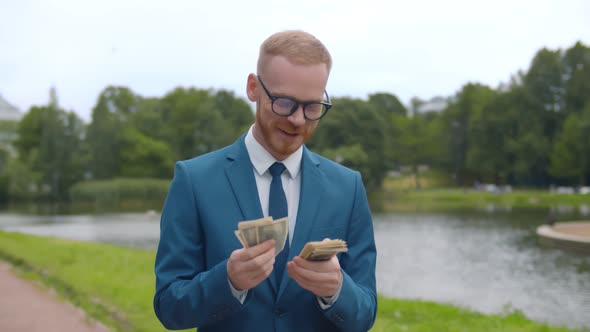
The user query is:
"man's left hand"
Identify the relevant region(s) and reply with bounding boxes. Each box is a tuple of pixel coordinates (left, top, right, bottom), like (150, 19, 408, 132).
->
(286, 255, 342, 297)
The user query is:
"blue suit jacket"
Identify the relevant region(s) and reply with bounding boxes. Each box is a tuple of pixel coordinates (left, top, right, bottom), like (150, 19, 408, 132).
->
(154, 135, 377, 332)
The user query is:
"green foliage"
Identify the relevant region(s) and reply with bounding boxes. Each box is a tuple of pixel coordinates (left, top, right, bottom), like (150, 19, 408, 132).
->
(14, 106, 44, 159)
(321, 144, 369, 176)
(550, 104, 590, 185)
(0, 232, 580, 332)
(1, 154, 42, 200)
(563, 42, 590, 114)
(69, 178, 170, 210)
(444, 83, 495, 185)
(119, 128, 175, 178)
(368, 92, 407, 116)
(156, 87, 253, 160)
(310, 97, 388, 191)
(84, 86, 253, 182)
(87, 86, 139, 179)
(3, 40, 590, 202)
(11, 103, 85, 200)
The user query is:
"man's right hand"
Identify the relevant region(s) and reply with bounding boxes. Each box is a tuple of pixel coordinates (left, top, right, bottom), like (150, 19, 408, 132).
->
(227, 239, 276, 291)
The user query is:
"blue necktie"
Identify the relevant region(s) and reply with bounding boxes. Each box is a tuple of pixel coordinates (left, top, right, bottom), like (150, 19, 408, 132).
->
(269, 162, 289, 284)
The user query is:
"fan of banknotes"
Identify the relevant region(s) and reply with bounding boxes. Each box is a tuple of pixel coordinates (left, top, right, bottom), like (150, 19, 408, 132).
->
(234, 216, 289, 256)
(299, 239, 348, 261)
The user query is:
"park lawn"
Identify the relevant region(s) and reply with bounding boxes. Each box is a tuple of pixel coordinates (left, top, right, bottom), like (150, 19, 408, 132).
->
(0, 231, 583, 332)
(373, 297, 578, 332)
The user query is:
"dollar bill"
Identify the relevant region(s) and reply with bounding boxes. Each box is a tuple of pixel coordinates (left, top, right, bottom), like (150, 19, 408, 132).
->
(235, 216, 289, 257)
(256, 217, 288, 254)
(234, 230, 247, 247)
(299, 239, 348, 261)
(238, 216, 273, 230)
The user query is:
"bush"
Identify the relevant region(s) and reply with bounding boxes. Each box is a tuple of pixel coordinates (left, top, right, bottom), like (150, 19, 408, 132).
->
(69, 178, 170, 212)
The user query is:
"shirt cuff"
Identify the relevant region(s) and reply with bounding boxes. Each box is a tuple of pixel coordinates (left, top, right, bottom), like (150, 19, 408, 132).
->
(316, 277, 343, 310)
(228, 278, 248, 304)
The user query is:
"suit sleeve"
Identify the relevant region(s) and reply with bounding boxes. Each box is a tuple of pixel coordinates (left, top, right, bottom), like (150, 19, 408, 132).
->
(321, 171, 378, 331)
(153, 161, 244, 330)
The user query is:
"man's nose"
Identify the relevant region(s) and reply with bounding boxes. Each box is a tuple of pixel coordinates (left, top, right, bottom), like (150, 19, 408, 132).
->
(287, 105, 306, 126)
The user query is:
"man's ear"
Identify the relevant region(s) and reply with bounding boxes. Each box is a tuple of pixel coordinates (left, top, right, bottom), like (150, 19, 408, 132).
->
(246, 73, 258, 102)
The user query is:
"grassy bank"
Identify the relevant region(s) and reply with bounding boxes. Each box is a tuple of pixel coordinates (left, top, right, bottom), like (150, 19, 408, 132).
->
(379, 188, 590, 212)
(69, 178, 169, 212)
(0, 231, 583, 332)
(380, 173, 590, 212)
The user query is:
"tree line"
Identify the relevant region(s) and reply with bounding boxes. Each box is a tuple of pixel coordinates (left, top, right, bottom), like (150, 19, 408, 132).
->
(0, 41, 588, 202)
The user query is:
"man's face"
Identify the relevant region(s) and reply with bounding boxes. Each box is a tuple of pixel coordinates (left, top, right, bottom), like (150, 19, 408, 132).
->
(247, 56, 329, 161)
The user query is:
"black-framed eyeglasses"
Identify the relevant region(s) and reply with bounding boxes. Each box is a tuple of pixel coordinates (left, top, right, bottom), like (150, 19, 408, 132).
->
(257, 76, 332, 121)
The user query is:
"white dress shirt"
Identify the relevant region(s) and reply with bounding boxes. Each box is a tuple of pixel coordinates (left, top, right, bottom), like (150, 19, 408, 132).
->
(229, 125, 340, 308)
(245, 126, 301, 244)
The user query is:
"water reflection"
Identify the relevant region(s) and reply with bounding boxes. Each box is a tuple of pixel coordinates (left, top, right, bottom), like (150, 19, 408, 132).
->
(0, 213, 161, 249)
(0, 209, 589, 329)
(374, 211, 590, 329)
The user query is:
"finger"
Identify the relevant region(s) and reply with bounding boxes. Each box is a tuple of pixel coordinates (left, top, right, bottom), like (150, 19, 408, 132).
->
(288, 263, 320, 293)
(242, 246, 276, 272)
(288, 260, 323, 284)
(292, 256, 338, 273)
(235, 239, 276, 260)
(288, 262, 341, 297)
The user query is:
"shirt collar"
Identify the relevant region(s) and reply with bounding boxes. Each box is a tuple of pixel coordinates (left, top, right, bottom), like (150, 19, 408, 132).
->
(245, 125, 302, 178)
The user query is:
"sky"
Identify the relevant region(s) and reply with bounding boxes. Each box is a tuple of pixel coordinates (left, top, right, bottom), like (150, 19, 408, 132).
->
(1, 0, 589, 122)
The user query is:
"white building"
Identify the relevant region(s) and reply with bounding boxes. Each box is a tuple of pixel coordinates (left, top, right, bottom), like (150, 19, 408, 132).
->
(0, 95, 23, 122)
(0, 95, 23, 152)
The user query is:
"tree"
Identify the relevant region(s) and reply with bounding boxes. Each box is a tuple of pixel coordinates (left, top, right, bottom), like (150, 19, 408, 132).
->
(12, 92, 85, 199)
(523, 48, 565, 141)
(87, 86, 140, 179)
(309, 97, 387, 191)
(563, 41, 590, 115)
(368, 92, 407, 116)
(368, 92, 407, 175)
(119, 128, 175, 178)
(443, 83, 494, 185)
(466, 91, 512, 184)
(550, 103, 590, 186)
(157, 87, 254, 161)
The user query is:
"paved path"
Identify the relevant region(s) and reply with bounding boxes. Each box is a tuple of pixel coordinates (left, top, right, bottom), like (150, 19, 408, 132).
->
(0, 262, 109, 332)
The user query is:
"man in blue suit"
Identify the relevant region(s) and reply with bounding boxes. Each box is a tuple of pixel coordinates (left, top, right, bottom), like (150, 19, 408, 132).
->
(154, 30, 377, 332)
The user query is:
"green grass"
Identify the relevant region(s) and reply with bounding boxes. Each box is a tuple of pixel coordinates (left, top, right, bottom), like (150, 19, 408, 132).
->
(383, 169, 455, 190)
(0, 231, 585, 332)
(381, 188, 590, 212)
(374, 297, 581, 332)
(0, 231, 174, 332)
(380, 172, 590, 212)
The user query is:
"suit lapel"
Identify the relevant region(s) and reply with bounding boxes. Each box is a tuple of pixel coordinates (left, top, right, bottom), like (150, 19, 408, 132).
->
(225, 135, 279, 293)
(277, 147, 323, 300)
(224, 135, 264, 223)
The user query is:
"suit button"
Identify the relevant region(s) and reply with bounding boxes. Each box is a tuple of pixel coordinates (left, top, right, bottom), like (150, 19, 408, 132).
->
(331, 313, 344, 322)
(274, 308, 284, 317)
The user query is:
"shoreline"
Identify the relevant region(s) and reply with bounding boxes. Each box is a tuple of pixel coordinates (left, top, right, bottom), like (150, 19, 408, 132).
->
(371, 188, 590, 213)
(0, 231, 584, 332)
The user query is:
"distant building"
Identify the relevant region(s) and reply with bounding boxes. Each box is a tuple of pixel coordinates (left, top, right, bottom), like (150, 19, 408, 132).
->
(0, 94, 23, 153)
(414, 96, 449, 114)
(0, 95, 24, 122)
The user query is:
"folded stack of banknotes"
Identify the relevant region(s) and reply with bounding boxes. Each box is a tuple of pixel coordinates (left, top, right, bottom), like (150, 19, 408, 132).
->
(234, 216, 289, 256)
(299, 239, 348, 261)
(234, 217, 348, 261)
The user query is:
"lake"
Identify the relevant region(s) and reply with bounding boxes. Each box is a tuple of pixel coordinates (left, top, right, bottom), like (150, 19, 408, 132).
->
(0, 208, 588, 329)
